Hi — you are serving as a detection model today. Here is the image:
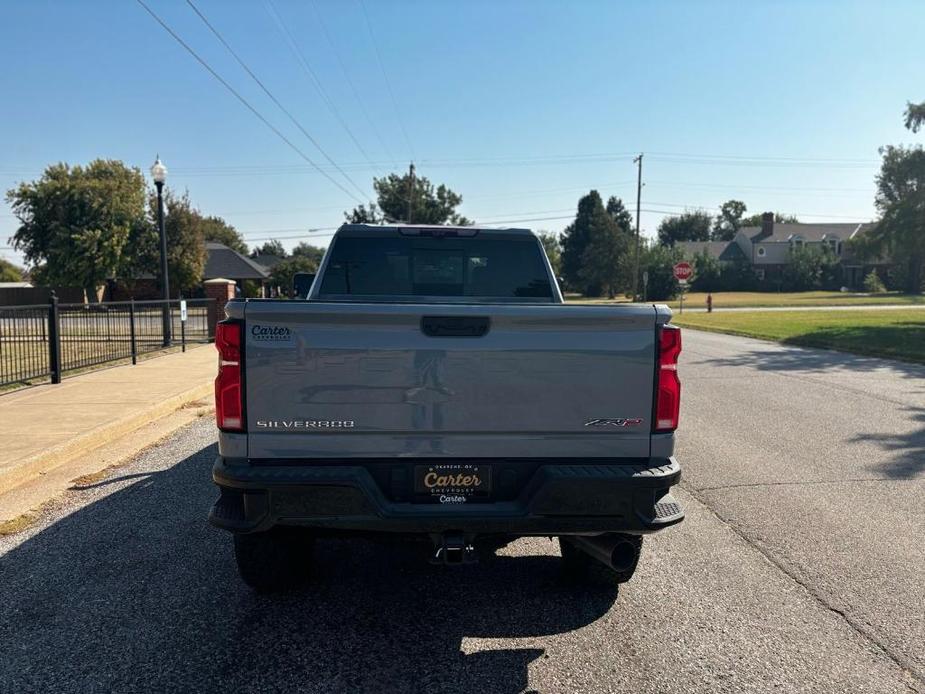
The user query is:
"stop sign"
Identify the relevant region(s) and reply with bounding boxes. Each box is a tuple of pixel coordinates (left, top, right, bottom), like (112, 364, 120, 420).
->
(673, 262, 693, 281)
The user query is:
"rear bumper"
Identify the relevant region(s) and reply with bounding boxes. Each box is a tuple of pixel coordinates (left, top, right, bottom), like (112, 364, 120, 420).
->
(210, 457, 684, 536)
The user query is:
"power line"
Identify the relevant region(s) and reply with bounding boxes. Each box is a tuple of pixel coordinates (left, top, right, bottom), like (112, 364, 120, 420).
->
(645, 150, 876, 164)
(185, 0, 370, 201)
(264, 0, 381, 178)
(308, 0, 398, 168)
(358, 0, 415, 160)
(211, 196, 879, 244)
(646, 179, 872, 194)
(134, 0, 364, 205)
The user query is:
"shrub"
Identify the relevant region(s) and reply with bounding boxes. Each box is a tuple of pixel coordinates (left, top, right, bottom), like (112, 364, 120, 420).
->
(863, 270, 887, 293)
(640, 244, 682, 300)
(782, 246, 839, 291)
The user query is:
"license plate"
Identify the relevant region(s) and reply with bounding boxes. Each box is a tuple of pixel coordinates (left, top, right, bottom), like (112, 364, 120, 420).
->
(414, 463, 491, 500)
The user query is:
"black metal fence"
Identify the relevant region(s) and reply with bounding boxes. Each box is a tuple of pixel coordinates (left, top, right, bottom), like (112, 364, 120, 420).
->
(0, 296, 215, 388)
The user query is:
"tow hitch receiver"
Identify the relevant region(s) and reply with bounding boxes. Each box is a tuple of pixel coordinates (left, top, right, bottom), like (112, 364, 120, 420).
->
(431, 533, 477, 565)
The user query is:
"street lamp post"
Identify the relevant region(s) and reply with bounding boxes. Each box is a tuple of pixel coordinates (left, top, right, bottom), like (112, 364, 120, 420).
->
(150, 156, 171, 347)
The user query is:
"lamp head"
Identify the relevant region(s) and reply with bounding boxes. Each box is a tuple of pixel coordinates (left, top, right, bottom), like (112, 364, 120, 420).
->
(150, 155, 167, 184)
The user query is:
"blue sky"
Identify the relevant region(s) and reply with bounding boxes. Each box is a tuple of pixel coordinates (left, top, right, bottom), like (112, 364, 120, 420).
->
(1, 0, 923, 266)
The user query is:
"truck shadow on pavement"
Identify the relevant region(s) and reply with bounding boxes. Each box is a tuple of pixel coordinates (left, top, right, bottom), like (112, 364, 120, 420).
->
(0, 442, 617, 694)
(688, 344, 925, 478)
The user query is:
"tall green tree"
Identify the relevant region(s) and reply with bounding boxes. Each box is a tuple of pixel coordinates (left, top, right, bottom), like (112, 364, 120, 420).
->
(712, 200, 747, 240)
(6, 159, 147, 300)
(656, 210, 712, 246)
(855, 111, 925, 293)
(579, 220, 630, 298)
(345, 171, 471, 225)
(122, 190, 207, 293)
(536, 231, 562, 276)
(0, 259, 24, 282)
(560, 190, 629, 296)
(202, 216, 247, 255)
(605, 196, 633, 231)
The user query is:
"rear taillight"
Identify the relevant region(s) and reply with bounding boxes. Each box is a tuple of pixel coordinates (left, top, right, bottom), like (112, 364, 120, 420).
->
(654, 325, 681, 432)
(215, 321, 243, 431)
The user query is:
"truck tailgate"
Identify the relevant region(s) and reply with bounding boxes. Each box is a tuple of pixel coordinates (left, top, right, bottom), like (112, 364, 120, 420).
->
(242, 302, 658, 459)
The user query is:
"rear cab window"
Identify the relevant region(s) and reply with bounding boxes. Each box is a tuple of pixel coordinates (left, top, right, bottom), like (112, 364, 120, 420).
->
(318, 229, 555, 302)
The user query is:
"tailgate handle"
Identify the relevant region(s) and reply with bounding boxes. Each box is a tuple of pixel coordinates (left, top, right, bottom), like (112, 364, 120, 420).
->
(421, 316, 490, 337)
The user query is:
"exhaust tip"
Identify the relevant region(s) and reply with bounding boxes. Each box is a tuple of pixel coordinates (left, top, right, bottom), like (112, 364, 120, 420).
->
(610, 540, 638, 572)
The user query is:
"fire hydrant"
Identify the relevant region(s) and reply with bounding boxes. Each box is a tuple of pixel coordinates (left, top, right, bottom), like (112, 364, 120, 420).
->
(707, 293, 713, 313)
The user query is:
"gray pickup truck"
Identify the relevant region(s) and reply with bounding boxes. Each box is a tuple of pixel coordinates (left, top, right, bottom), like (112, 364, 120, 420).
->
(210, 223, 683, 591)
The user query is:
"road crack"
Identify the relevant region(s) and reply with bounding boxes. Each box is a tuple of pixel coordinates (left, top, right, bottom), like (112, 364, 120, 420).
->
(694, 477, 908, 493)
(682, 481, 925, 692)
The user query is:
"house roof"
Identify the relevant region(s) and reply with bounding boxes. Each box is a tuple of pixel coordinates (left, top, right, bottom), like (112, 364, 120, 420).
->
(251, 254, 283, 270)
(204, 242, 269, 280)
(675, 240, 747, 263)
(745, 222, 872, 243)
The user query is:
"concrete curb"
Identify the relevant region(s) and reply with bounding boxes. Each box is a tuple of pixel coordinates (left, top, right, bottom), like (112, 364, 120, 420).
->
(0, 381, 213, 497)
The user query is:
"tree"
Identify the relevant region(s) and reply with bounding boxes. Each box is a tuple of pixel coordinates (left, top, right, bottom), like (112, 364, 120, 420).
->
(640, 242, 683, 300)
(656, 210, 712, 247)
(344, 203, 382, 224)
(740, 211, 800, 226)
(291, 242, 325, 265)
(905, 100, 925, 133)
(560, 191, 627, 295)
(713, 200, 747, 241)
(781, 246, 838, 291)
(345, 171, 471, 225)
(251, 240, 286, 258)
(0, 259, 24, 282)
(122, 190, 207, 293)
(578, 221, 630, 298)
(270, 255, 320, 297)
(606, 196, 633, 232)
(852, 106, 925, 294)
(536, 232, 561, 276)
(6, 159, 147, 300)
(690, 251, 722, 292)
(202, 216, 247, 255)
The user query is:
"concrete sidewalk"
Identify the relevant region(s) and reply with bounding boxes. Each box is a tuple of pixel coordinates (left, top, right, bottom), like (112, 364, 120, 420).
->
(0, 345, 216, 519)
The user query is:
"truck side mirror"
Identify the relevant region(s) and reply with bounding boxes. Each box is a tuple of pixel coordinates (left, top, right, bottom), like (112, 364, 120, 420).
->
(292, 272, 316, 298)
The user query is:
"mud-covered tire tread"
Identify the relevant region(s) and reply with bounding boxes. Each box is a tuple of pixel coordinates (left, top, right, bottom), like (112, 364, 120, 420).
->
(558, 535, 643, 585)
(233, 527, 314, 592)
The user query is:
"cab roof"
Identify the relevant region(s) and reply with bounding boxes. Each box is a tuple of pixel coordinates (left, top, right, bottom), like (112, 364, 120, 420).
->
(337, 223, 536, 238)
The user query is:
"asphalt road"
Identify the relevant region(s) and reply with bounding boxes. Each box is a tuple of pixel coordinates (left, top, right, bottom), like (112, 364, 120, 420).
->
(1, 330, 923, 693)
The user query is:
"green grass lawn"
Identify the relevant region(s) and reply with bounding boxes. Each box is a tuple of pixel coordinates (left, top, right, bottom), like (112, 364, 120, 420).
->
(567, 290, 925, 309)
(673, 309, 925, 363)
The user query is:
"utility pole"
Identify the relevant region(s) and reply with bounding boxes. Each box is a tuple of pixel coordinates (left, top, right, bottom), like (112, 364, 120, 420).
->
(632, 153, 643, 302)
(407, 162, 415, 223)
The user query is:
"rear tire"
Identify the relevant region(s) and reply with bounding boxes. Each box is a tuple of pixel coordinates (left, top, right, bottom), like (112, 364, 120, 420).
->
(558, 535, 643, 586)
(233, 527, 314, 592)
